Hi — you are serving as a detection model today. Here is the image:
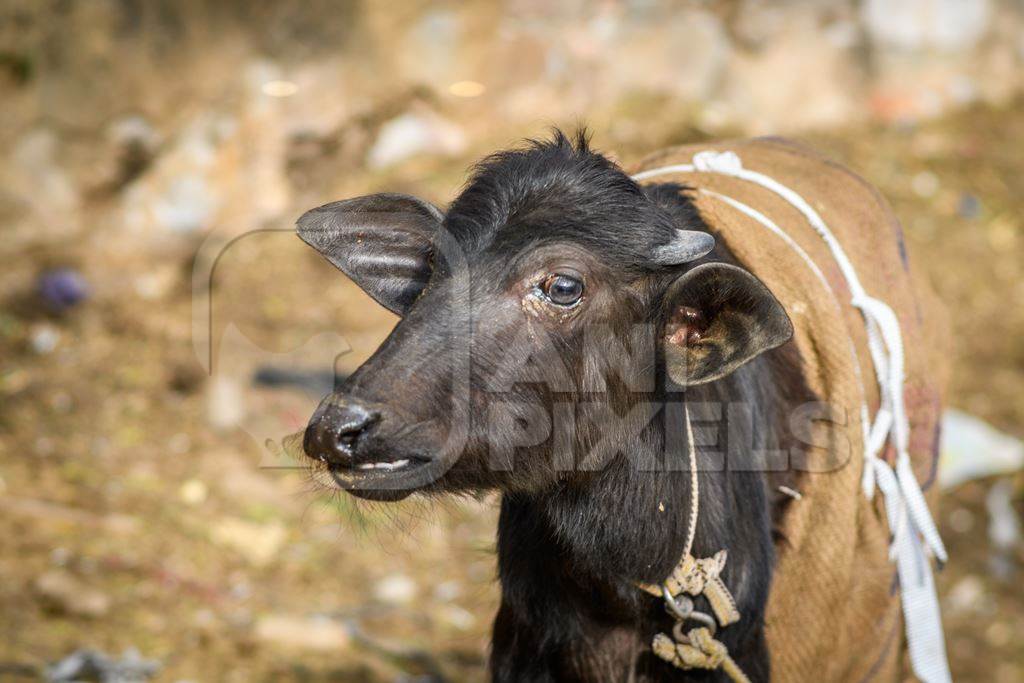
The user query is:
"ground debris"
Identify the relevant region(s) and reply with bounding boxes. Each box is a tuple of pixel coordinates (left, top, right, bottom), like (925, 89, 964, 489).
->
(210, 517, 287, 567)
(45, 648, 159, 683)
(254, 613, 352, 651)
(374, 574, 418, 605)
(986, 480, 1022, 581)
(33, 570, 110, 619)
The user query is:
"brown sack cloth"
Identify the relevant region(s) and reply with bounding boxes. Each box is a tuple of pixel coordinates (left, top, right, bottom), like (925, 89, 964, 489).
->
(631, 138, 951, 682)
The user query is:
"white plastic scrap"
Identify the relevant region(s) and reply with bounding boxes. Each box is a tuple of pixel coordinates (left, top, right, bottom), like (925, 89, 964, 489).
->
(47, 649, 159, 683)
(940, 409, 1024, 489)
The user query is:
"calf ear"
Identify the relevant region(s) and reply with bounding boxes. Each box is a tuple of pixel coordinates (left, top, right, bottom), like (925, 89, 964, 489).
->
(296, 193, 442, 316)
(663, 263, 793, 386)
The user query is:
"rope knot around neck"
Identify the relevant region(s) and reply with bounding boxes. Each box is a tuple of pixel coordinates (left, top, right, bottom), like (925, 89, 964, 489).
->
(639, 550, 740, 627)
(653, 628, 751, 683)
(637, 404, 747, 681)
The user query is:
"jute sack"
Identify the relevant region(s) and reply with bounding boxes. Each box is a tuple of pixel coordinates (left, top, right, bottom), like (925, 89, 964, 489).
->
(632, 138, 950, 682)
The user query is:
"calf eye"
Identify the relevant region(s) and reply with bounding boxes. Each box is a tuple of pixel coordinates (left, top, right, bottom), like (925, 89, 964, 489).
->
(542, 274, 584, 307)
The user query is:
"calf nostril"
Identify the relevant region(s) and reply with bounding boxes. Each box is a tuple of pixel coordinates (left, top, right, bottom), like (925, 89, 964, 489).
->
(335, 428, 361, 453)
(303, 400, 380, 467)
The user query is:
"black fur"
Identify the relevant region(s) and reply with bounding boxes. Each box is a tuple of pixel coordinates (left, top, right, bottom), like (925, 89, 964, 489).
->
(300, 131, 817, 681)
(446, 130, 685, 273)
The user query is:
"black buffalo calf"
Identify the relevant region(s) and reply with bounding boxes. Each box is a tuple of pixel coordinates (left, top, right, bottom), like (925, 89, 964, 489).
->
(298, 132, 817, 681)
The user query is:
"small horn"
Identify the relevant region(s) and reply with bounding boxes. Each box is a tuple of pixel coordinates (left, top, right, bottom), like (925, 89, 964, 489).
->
(652, 230, 715, 265)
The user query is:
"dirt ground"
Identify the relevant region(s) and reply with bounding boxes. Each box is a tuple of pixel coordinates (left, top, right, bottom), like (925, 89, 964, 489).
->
(2, 71, 1023, 683)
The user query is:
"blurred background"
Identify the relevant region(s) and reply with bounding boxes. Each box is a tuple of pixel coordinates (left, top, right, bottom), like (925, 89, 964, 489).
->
(1, 1, 1023, 681)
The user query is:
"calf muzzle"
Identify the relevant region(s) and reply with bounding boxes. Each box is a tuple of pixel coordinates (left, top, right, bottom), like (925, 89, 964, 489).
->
(303, 398, 380, 468)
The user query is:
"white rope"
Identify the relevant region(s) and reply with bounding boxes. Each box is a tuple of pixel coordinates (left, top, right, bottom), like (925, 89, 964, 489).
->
(635, 151, 952, 683)
(695, 187, 873, 460)
(681, 401, 700, 561)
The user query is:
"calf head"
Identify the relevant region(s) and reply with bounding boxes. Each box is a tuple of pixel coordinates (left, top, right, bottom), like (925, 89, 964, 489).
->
(299, 132, 792, 501)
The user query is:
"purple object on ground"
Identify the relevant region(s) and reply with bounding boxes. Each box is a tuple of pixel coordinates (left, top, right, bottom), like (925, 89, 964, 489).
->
(37, 269, 90, 311)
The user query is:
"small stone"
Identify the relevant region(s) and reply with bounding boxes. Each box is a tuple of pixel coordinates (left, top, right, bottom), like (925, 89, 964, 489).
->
(945, 575, 986, 615)
(958, 193, 982, 219)
(261, 80, 298, 98)
(50, 391, 72, 413)
(986, 620, 1012, 647)
(179, 479, 208, 506)
(156, 174, 219, 233)
(437, 604, 475, 631)
(255, 614, 350, 651)
(987, 479, 1021, 564)
(50, 547, 71, 567)
(366, 111, 467, 169)
(448, 80, 486, 98)
(34, 570, 111, 618)
(34, 437, 55, 456)
(374, 573, 418, 604)
(103, 514, 140, 535)
(911, 171, 939, 198)
(467, 561, 491, 582)
(207, 375, 244, 431)
(211, 518, 286, 566)
(29, 324, 60, 354)
(168, 432, 191, 455)
(229, 574, 253, 600)
(433, 580, 462, 602)
(947, 507, 974, 534)
(11, 128, 79, 221)
(133, 265, 178, 301)
(192, 608, 218, 635)
(0, 369, 30, 393)
(862, 0, 992, 52)
(108, 115, 161, 152)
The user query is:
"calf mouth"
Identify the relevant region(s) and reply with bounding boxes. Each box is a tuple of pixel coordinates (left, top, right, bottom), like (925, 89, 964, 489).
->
(320, 452, 438, 501)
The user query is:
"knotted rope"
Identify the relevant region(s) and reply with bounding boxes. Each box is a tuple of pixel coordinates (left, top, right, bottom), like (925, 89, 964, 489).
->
(638, 403, 750, 682)
(653, 628, 752, 683)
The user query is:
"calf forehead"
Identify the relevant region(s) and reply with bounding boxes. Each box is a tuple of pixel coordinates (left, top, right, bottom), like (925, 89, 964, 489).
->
(443, 154, 677, 269)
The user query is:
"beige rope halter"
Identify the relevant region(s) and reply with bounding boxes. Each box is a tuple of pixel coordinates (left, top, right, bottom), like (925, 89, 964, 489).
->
(637, 403, 750, 683)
